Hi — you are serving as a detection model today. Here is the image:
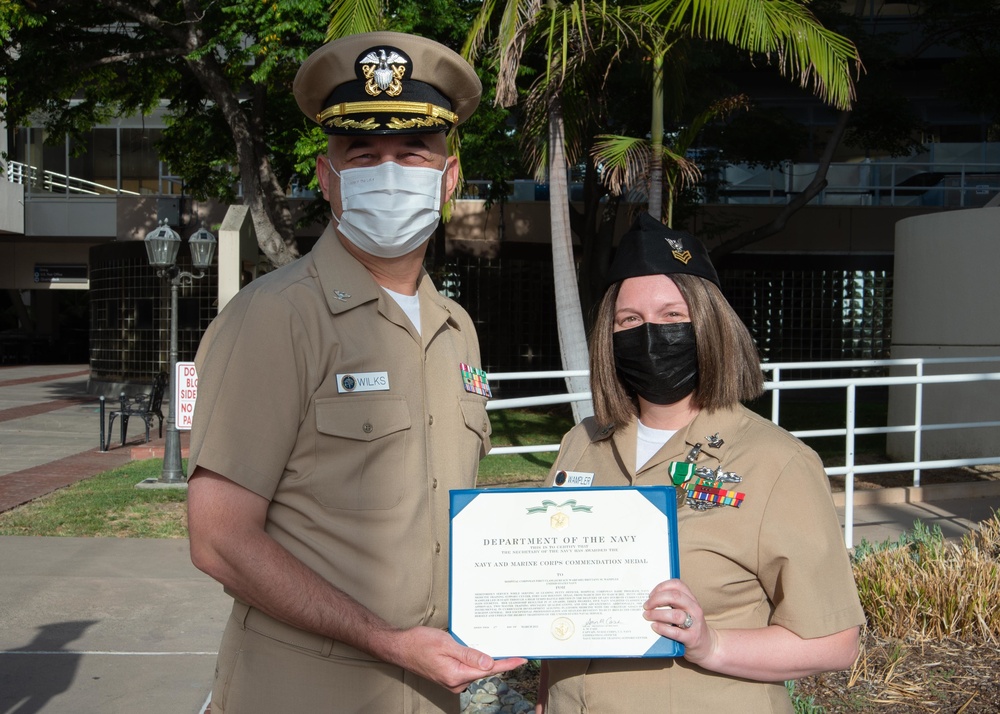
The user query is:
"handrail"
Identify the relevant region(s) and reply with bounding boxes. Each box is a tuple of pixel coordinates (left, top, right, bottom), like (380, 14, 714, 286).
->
(719, 159, 1000, 208)
(13, 157, 992, 206)
(456, 160, 1000, 207)
(484, 357, 1000, 548)
(6, 160, 140, 196)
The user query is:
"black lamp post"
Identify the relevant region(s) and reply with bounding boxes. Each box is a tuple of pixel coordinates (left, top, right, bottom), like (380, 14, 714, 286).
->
(143, 220, 216, 484)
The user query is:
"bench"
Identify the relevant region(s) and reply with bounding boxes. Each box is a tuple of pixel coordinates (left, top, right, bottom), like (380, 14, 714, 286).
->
(105, 372, 167, 450)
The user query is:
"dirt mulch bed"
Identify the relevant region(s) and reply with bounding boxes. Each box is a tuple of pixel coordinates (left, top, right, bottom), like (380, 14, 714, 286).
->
(500, 630, 1000, 712)
(797, 630, 1000, 713)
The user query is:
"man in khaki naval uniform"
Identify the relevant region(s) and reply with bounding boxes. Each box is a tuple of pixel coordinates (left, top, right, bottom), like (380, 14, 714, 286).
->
(186, 32, 524, 714)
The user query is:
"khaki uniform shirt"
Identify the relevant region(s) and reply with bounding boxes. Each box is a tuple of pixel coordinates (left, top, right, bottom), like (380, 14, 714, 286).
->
(189, 226, 491, 712)
(543, 406, 864, 714)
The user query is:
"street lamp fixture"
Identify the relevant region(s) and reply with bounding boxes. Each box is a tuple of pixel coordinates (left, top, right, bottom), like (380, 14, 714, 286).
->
(143, 220, 216, 484)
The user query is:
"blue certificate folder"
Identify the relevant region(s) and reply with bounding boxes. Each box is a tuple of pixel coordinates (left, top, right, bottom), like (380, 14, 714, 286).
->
(449, 486, 682, 659)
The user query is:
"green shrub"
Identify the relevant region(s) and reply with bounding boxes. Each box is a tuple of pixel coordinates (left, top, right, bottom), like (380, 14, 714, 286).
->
(852, 511, 1000, 642)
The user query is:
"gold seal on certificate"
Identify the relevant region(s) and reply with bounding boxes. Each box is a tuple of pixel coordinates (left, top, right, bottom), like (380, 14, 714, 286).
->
(449, 486, 682, 659)
(551, 617, 575, 640)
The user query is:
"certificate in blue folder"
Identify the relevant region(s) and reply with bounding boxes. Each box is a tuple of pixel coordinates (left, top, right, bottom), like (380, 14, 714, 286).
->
(449, 486, 682, 659)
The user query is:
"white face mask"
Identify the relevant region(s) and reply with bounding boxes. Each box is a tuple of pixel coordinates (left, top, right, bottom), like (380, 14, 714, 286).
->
(327, 159, 444, 258)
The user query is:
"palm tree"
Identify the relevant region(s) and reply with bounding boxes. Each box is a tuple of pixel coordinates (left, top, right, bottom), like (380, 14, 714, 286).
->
(593, 93, 748, 228)
(593, 0, 861, 224)
(325, 0, 389, 37)
(466, 0, 634, 423)
(468, 0, 859, 423)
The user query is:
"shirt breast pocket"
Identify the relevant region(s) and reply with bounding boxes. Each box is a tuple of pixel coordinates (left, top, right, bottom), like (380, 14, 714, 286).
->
(458, 395, 491, 456)
(312, 396, 411, 510)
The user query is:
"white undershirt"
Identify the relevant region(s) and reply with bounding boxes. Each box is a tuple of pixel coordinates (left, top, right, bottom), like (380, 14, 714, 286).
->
(383, 287, 421, 336)
(636, 420, 678, 470)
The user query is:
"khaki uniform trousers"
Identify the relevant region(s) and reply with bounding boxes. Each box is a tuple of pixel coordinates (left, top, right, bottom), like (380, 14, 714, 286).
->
(210, 602, 458, 714)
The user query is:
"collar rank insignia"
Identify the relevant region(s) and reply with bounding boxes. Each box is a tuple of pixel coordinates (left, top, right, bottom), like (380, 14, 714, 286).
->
(332, 290, 351, 302)
(360, 48, 408, 97)
(666, 236, 693, 265)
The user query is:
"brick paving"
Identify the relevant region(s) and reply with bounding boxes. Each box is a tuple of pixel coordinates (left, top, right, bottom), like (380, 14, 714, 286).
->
(0, 365, 189, 513)
(0, 431, 191, 514)
(0, 448, 136, 512)
(0, 397, 91, 423)
(0, 368, 89, 387)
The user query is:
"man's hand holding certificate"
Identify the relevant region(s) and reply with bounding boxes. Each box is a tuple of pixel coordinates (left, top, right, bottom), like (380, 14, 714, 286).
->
(449, 486, 681, 659)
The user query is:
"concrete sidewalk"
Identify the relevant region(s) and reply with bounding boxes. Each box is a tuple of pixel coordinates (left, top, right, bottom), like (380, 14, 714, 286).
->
(1, 364, 999, 712)
(0, 536, 228, 714)
(1, 365, 224, 713)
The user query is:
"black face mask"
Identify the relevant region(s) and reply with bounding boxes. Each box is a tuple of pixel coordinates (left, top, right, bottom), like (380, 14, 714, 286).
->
(612, 322, 699, 405)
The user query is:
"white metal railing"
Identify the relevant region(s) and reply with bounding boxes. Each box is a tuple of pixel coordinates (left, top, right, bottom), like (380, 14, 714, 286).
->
(7, 159, 997, 208)
(719, 160, 1000, 208)
(455, 159, 1000, 209)
(485, 357, 1000, 548)
(5, 160, 139, 196)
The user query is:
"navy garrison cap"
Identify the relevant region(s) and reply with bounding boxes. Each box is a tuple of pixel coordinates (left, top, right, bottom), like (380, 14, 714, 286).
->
(294, 31, 481, 135)
(605, 213, 720, 289)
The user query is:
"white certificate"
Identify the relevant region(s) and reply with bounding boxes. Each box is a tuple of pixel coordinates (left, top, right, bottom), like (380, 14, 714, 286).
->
(449, 486, 681, 659)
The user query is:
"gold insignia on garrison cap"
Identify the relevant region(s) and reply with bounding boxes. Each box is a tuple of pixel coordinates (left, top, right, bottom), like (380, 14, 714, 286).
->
(666, 237, 693, 265)
(294, 31, 482, 136)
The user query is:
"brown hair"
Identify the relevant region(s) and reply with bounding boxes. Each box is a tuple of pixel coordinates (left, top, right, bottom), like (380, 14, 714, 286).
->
(590, 274, 764, 428)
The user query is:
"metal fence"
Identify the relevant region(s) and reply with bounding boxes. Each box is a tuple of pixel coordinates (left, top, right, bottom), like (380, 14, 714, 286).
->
(484, 357, 1000, 548)
(462, 158, 1000, 208)
(444, 255, 895, 393)
(6, 160, 140, 196)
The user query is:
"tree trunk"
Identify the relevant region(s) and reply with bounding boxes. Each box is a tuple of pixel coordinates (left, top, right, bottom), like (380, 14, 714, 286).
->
(648, 51, 665, 222)
(185, 53, 300, 267)
(549, 101, 594, 423)
(710, 109, 851, 263)
(572, 156, 618, 330)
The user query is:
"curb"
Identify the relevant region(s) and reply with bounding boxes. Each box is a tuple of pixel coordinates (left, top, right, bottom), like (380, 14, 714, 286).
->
(832, 480, 1000, 508)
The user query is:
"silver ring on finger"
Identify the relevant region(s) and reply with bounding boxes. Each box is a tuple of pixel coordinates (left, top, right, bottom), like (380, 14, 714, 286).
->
(681, 611, 694, 629)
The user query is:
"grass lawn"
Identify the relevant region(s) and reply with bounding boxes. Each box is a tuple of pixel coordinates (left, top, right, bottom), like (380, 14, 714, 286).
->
(0, 397, 885, 538)
(481, 393, 891, 484)
(479, 406, 573, 485)
(0, 460, 188, 538)
(745, 389, 890, 464)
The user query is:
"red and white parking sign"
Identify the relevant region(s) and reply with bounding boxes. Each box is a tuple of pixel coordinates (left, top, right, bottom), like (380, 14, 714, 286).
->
(175, 362, 198, 431)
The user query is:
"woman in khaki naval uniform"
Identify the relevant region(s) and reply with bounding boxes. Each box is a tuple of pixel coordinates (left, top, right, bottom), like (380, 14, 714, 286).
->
(536, 213, 864, 713)
(186, 32, 523, 714)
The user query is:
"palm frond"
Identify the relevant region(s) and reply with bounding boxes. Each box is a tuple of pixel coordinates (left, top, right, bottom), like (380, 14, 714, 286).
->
(326, 0, 387, 40)
(591, 135, 650, 195)
(673, 93, 750, 153)
(592, 134, 702, 198)
(661, 142, 701, 190)
(462, 0, 502, 63)
(645, 0, 860, 109)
